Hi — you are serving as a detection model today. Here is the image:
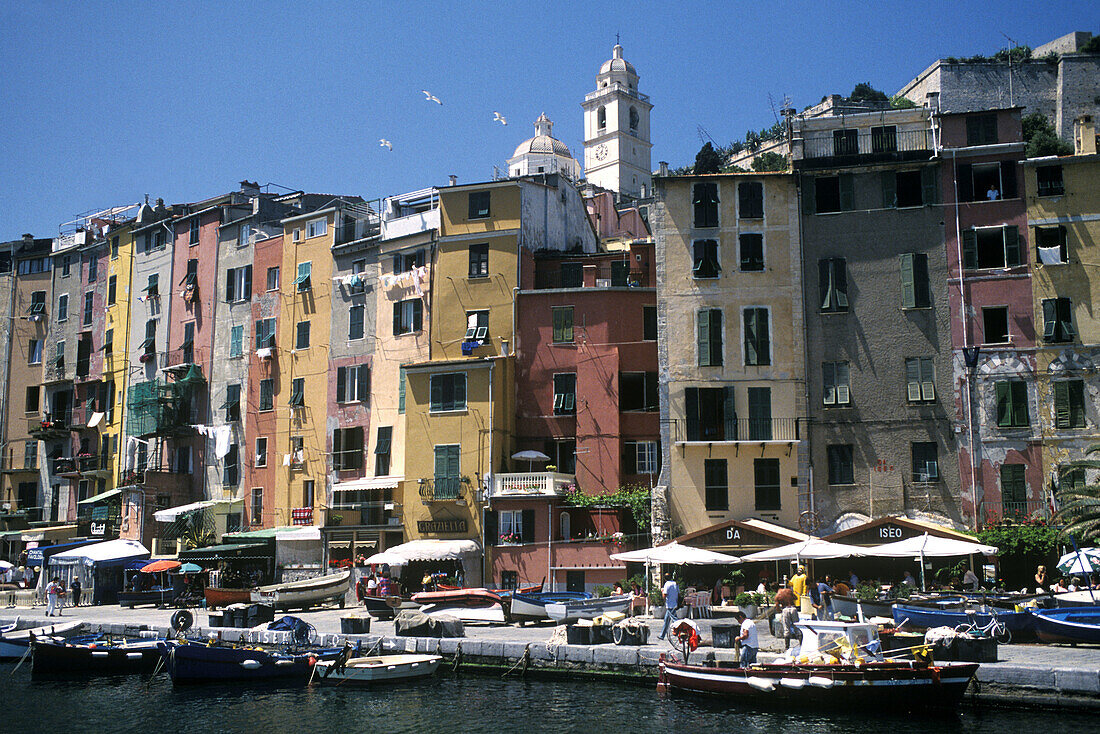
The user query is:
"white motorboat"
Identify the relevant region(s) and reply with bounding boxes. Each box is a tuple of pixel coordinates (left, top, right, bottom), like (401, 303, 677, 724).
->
(312, 653, 441, 685)
(0, 619, 85, 659)
(420, 602, 506, 624)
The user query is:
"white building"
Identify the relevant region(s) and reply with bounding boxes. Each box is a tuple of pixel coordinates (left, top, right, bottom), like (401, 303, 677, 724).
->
(582, 44, 653, 198)
(507, 113, 582, 181)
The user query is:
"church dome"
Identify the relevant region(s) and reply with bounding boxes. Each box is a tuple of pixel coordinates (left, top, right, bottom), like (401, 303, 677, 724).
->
(512, 113, 573, 158)
(599, 44, 636, 76)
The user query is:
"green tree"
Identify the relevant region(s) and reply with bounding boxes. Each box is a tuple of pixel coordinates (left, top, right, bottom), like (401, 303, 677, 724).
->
(1054, 444, 1100, 543)
(890, 95, 918, 109)
(1080, 35, 1100, 54)
(751, 152, 788, 172)
(1022, 111, 1073, 158)
(849, 82, 888, 102)
(693, 142, 722, 174)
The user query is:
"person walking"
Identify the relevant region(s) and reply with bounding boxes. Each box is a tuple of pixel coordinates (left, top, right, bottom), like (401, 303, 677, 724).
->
(818, 576, 834, 620)
(70, 577, 82, 607)
(45, 577, 63, 617)
(734, 609, 758, 667)
(657, 575, 679, 640)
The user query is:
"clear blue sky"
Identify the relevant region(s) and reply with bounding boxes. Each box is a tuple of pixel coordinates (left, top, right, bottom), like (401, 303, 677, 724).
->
(1, 1, 1095, 238)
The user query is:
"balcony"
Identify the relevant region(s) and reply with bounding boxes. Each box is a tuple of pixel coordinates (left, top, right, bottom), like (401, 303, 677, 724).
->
(673, 417, 803, 444)
(418, 477, 468, 503)
(797, 128, 932, 168)
(979, 499, 1052, 527)
(161, 345, 208, 373)
(52, 457, 77, 476)
(79, 455, 111, 477)
(533, 262, 650, 290)
(585, 81, 649, 104)
(491, 472, 575, 498)
(29, 411, 73, 439)
(325, 505, 401, 528)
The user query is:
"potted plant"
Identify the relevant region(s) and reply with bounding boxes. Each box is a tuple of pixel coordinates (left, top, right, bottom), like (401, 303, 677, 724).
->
(729, 569, 747, 596)
(734, 591, 758, 620)
(649, 588, 665, 618)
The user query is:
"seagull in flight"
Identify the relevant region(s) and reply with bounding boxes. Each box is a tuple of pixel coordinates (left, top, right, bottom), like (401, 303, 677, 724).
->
(421, 90, 442, 105)
(379, 139, 392, 150)
(493, 111, 507, 125)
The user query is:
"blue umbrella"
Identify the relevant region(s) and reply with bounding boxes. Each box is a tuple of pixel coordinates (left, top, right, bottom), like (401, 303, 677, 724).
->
(178, 562, 204, 574)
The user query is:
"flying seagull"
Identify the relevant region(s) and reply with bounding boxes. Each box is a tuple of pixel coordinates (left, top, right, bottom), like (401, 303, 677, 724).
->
(421, 90, 442, 105)
(493, 111, 507, 125)
(379, 139, 392, 150)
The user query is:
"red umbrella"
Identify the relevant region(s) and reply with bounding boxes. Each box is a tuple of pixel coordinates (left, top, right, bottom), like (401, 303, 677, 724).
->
(140, 559, 181, 574)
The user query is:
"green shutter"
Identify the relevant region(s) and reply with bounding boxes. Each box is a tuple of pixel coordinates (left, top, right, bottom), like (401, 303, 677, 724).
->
(1069, 381, 1085, 428)
(962, 230, 977, 270)
(839, 174, 855, 210)
(921, 166, 939, 205)
(552, 308, 563, 342)
(723, 385, 737, 440)
(744, 309, 758, 365)
(1011, 381, 1029, 426)
(920, 358, 935, 401)
(900, 254, 916, 308)
(882, 171, 897, 208)
(698, 310, 711, 366)
(995, 382, 1011, 427)
(562, 308, 573, 342)
(906, 359, 921, 402)
(434, 446, 448, 483)
(1054, 381, 1070, 429)
(1003, 225, 1020, 266)
(398, 366, 406, 413)
(802, 177, 816, 215)
(1059, 298, 1076, 339)
(1042, 299, 1057, 341)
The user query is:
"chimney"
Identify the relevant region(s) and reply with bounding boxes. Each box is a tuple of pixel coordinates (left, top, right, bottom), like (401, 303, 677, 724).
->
(925, 91, 940, 111)
(658, 161, 669, 176)
(449, 175, 458, 186)
(1074, 115, 1096, 156)
(240, 180, 260, 196)
(22, 234, 34, 245)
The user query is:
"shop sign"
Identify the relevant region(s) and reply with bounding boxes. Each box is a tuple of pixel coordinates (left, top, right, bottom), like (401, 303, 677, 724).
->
(90, 521, 106, 536)
(417, 520, 467, 534)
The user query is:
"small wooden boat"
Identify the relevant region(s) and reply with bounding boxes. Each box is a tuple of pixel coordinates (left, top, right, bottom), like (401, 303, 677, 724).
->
(361, 594, 417, 619)
(119, 586, 180, 608)
(31, 636, 164, 675)
(893, 603, 1035, 638)
(312, 653, 441, 685)
(419, 603, 505, 624)
(508, 591, 593, 624)
(831, 594, 896, 620)
(0, 620, 85, 660)
(1029, 606, 1100, 644)
(158, 640, 343, 683)
(252, 570, 352, 610)
(411, 588, 502, 607)
(436, 583, 542, 596)
(545, 594, 631, 623)
(205, 587, 254, 610)
(1053, 590, 1100, 607)
(658, 620, 979, 712)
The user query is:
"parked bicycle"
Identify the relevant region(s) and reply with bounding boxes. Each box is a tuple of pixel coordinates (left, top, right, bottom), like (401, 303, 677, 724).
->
(954, 608, 1012, 644)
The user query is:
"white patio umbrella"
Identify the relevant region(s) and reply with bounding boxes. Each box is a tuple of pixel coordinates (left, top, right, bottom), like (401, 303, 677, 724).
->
(511, 449, 551, 471)
(863, 533, 998, 590)
(740, 538, 865, 563)
(611, 542, 741, 615)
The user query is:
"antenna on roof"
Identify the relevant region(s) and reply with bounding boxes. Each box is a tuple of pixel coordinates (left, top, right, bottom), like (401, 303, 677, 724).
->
(1000, 31, 1019, 106)
(696, 126, 716, 145)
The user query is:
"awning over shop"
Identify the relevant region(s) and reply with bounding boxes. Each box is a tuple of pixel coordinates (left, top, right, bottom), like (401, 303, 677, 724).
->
(333, 476, 403, 491)
(48, 539, 150, 568)
(10, 524, 78, 543)
(823, 515, 976, 547)
(177, 542, 271, 562)
(276, 527, 321, 541)
(363, 539, 479, 567)
(223, 526, 298, 540)
(77, 488, 123, 505)
(27, 539, 99, 566)
(154, 499, 240, 522)
(675, 518, 809, 555)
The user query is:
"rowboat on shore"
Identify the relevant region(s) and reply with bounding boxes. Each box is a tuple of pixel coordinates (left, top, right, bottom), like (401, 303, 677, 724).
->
(545, 594, 631, 623)
(1053, 590, 1100, 607)
(892, 603, 1035, 639)
(411, 588, 502, 607)
(158, 639, 343, 683)
(360, 594, 418, 619)
(31, 636, 164, 675)
(508, 591, 592, 624)
(1029, 606, 1100, 644)
(251, 570, 352, 611)
(0, 620, 85, 660)
(830, 594, 895, 620)
(312, 652, 441, 685)
(204, 587, 253, 610)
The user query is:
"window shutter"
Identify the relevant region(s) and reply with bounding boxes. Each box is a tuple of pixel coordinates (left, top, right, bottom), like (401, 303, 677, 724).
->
(957, 163, 973, 202)
(882, 171, 897, 208)
(1000, 160, 1017, 199)
(822, 362, 836, 405)
(900, 254, 916, 308)
(685, 387, 699, 441)
(623, 441, 637, 475)
(392, 302, 401, 336)
(836, 362, 850, 405)
(744, 309, 758, 364)
(995, 382, 1011, 427)
(802, 177, 816, 215)
(1011, 381, 1028, 426)
(243, 265, 252, 299)
(1059, 297, 1076, 338)
(962, 230, 977, 269)
(398, 366, 406, 413)
(413, 299, 423, 331)
(723, 385, 737, 440)
(1069, 381, 1085, 428)
(1042, 299, 1057, 341)
(920, 359, 935, 401)
(1054, 381, 1070, 428)
(839, 174, 855, 210)
(1058, 226, 1068, 262)
(336, 367, 347, 403)
(455, 374, 466, 408)
(358, 366, 370, 402)
(920, 166, 938, 205)
(697, 310, 711, 366)
(552, 308, 563, 342)
(906, 359, 922, 402)
(834, 260, 848, 308)
(485, 510, 498, 546)
(434, 446, 447, 482)
(521, 509, 536, 543)
(430, 375, 442, 411)
(819, 259, 833, 310)
(1003, 225, 1021, 266)
(225, 269, 234, 302)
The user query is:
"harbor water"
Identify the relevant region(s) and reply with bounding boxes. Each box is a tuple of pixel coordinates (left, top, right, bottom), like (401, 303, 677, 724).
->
(5, 665, 1096, 734)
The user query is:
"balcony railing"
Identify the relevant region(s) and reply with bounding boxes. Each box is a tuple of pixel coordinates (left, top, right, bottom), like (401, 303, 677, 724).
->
(79, 455, 110, 475)
(800, 128, 932, 161)
(418, 478, 467, 502)
(324, 506, 401, 527)
(52, 457, 76, 475)
(585, 81, 649, 103)
(673, 417, 803, 443)
(979, 499, 1052, 526)
(533, 263, 649, 290)
(491, 472, 575, 498)
(30, 410, 73, 437)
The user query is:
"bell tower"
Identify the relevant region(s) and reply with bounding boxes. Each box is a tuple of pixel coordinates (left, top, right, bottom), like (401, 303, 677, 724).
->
(582, 44, 653, 199)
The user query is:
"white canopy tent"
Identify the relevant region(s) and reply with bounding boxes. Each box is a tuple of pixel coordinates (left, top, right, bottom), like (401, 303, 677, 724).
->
(863, 533, 998, 590)
(363, 539, 481, 581)
(47, 539, 151, 605)
(610, 542, 741, 614)
(741, 538, 865, 563)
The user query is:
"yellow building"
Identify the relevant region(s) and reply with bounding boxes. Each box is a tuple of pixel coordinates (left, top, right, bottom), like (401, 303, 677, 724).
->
(653, 172, 806, 538)
(1026, 116, 1100, 496)
(101, 221, 135, 519)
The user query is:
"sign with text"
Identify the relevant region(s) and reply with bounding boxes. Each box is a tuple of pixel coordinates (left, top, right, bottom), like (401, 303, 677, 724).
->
(417, 519, 467, 534)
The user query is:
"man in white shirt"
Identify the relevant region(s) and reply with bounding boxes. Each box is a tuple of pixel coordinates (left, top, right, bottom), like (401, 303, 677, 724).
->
(734, 609, 758, 667)
(657, 576, 679, 640)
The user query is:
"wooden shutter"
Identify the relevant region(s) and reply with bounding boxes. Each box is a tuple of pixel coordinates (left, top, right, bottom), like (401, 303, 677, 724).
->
(1054, 381, 1070, 428)
(801, 177, 816, 215)
(906, 359, 921, 402)
(398, 366, 406, 413)
(1069, 381, 1085, 428)
(1011, 381, 1028, 426)
(413, 299, 423, 331)
(697, 310, 711, 366)
(243, 265, 252, 300)
(744, 309, 758, 364)
(1003, 225, 1021, 266)
(455, 373, 466, 409)
(521, 509, 536, 543)
(839, 174, 855, 210)
(336, 367, 347, 403)
(723, 385, 737, 440)
(392, 302, 401, 336)
(920, 359, 935, 401)
(485, 510, 498, 547)
(995, 382, 1011, 427)
(882, 171, 897, 208)
(1058, 297, 1076, 339)
(1000, 160, 1017, 199)
(957, 163, 973, 202)
(434, 446, 447, 482)
(685, 387, 699, 441)
(357, 366, 370, 403)
(430, 375, 442, 411)
(225, 269, 235, 302)
(1042, 299, 1057, 341)
(962, 230, 977, 270)
(921, 166, 938, 205)
(900, 254, 916, 308)
(836, 362, 850, 405)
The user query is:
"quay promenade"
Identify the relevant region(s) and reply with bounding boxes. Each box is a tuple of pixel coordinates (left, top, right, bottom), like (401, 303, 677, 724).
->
(4, 602, 1100, 709)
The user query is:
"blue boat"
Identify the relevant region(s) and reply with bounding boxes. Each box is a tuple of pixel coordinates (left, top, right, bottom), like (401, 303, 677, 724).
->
(892, 603, 1035, 639)
(508, 591, 593, 624)
(1029, 606, 1100, 644)
(158, 640, 344, 684)
(32, 635, 165, 675)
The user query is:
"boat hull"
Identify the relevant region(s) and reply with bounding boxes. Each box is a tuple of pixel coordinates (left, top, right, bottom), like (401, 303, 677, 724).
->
(0, 620, 85, 660)
(252, 570, 352, 610)
(205, 587, 253, 610)
(361, 595, 417, 619)
(31, 638, 164, 675)
(119, 588, 180, 608)
(893, 604, 1035, 637)
(545, 594, 631, 623)
(313, 654, 441, 685)
(509, 592, 592, 622)
(658, 661, 979, 711)
(411, 588, 503, 607)
(160, 641, 341, 683)
(831, 595, 894, 620)
(1030, 606, 1100, 644)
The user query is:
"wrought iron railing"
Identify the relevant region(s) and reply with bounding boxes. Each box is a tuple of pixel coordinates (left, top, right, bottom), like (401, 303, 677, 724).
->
(419, 478, 466, 502)
(672, 417, 803, 443)
(801, 128, 932, 159)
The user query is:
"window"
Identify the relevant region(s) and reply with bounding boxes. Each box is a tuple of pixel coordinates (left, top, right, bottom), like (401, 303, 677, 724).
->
(393, 298, 423, 335)
(348, 304, 365, 340)
(302, 479, 315, 508)
(104, 328, 113, 351)
(25, 385, 39, 413)
(597, 106, 606, 129)
(737, 181, 764, 219)
(739, 234, 764, 271)
(181, 321, 194, 363)
(1036, 165, 1064, 197)
(684, 386, 735, 441)
(259, 378, 274, 411)
(1035, 226, 1068, 264)
(430, 372, 467, 412)
(189, 218, 200, 245)
(469, 243, 489, 278)
(374, 426, 392, 476)
(1042, 297, 1076, 343)
(464, 310, 489, 342)
(108, 275, 117, 305)
(623, 441, 660, 475)
(224, 384, 241, 422)
(468, 191, 491, 219)
(754, 458, 781, 511)
(82, 292, 93, 326)
(87, 255, 97, 282)
(29, 339, 42, 364)
(433, 444, 461, 498)
(55, 340, 65, 368)
(497, 509, 530, 543)
(1054, 380, 1086, 429)
(145, 273, 159, 297)
(306, 218, 327, 239)
(819, 258, 849, 312)
(398, 366, 407, 414)
(553, 373, 577, 415)
(61, 255, 71, 277)
(225, 265, 252, 302)
(255, 318, 276, 348)
(337, 364, 370, 403)
(704, 458, 728, 511)
(333, 426, 364, 470)
(884, 168, 936, 208)
(545, 438, 577, 474)
(1000, 464, 1027, 505)
(393, 249, 425, 273)
(294, 261, 312, 291)
(962, 226, 1021, 270)
(900, 253, 931, 308)
(289, 378, 305, 407)
(822, 361, 851, 406)
(223, 444, 239, 486)
(692, 240, 720, 278)
(827, 444, 854, 485)
(57, 294, 68, 322)
(629, 105, 639, 131)
(141, 319, 156, 355)
(995, 380, 1029, 428)
(552, 306, 574, 343)
(266, 266, 279, 291)
(692, 182, 719, 228)
(620, 372, 659, 412)
(560, 262, 583, 288)
(24, 441, 37, 470)
(743, 307, 770, 365)
(111, 236, 119, 259)
(643, 305, 657, 341)
(229, 325, 244, 358)
(292, 227, 301, 242)
(833, 128, 858, 155)
(255, 437, 268, 467)
(697, 309, 723, 366)
(807, 174, 854, 214)
(955, 161, 1017, 202)
(966, 113, 998, 146)
(905, 357, 936, 402)
(982, 307, 1009, 344)
(295, 320, 311, 349)
(912, 442, 939, 482)
(871, 125, 897, 153)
